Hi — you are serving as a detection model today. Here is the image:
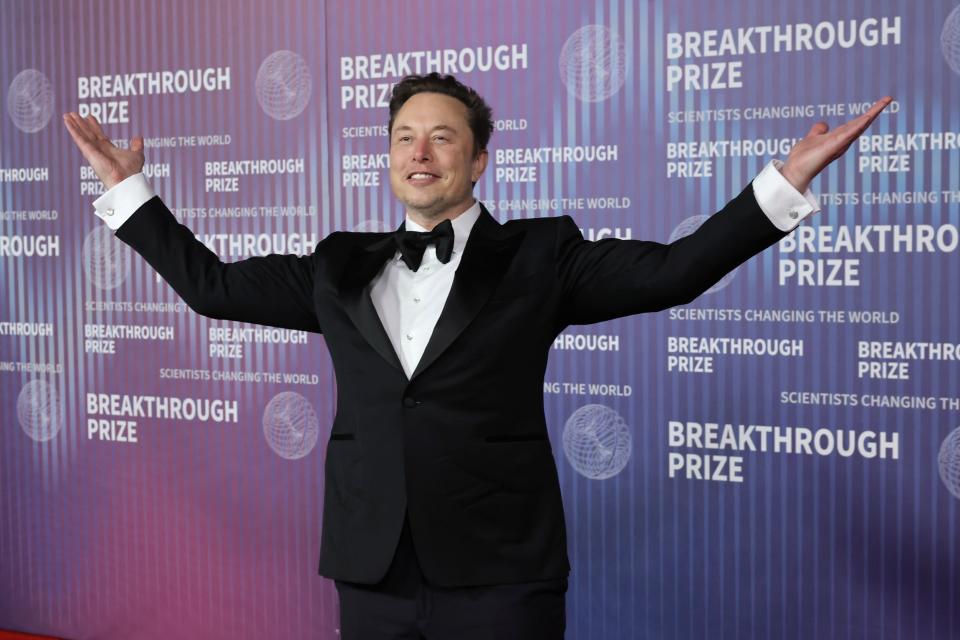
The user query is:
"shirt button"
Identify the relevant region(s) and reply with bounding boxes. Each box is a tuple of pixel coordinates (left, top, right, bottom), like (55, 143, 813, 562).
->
(105, 208, 115, 216)
(788, 210, 799, 219)
(413, 296, 421, 303)
(405, 332, 413, 340)
(403, 397, 417, 408)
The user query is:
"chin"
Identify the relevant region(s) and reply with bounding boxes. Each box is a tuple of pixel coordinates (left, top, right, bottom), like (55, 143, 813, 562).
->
(399, 192, 444, 214)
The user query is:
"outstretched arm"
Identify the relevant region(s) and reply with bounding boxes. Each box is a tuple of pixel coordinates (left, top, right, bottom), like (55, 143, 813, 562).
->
(556, 96, 894, 326)
(63, 113, 322, 332)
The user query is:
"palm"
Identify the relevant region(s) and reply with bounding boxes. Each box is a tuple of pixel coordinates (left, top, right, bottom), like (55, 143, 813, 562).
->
(62, 113, 144, 190)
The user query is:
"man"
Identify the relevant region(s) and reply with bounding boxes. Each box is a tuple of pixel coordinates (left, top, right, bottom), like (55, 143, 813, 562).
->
(64, 73, 891, 639)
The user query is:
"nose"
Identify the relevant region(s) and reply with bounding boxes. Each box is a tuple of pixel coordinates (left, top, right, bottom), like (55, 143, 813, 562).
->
(412, 136, 431, 162)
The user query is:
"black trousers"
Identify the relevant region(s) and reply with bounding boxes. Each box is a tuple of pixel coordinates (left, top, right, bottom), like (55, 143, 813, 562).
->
(334, 513, 567, 640)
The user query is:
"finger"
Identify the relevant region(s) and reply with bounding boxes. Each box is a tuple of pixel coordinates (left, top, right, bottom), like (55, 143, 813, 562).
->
(63, 114, 92, 145)
(69, 113, 114, 153)
(833, 112, 870, 137)
(67, 112, 97, 143)
(873, 95, 894, 112)
(837, 97, 892, 135)
(85, 114, 109, 141)
(62, 114, 83, 144)
(65, 114, 109, 158)
(130, 135, 144, 153)
(831, 97, 892, 145)
(806, 122, 829, 137)
(862, 96, 893, 126)
(71, 113, 99, 141)
(63, 115, 100, 156)
(851, 97, 892, 132)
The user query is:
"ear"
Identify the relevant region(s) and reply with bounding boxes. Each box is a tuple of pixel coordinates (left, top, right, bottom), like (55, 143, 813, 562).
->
(471, 148, 488, 182)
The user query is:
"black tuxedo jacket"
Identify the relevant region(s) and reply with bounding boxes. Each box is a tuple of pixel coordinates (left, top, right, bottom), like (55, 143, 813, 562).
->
(114, 181, 789, 587)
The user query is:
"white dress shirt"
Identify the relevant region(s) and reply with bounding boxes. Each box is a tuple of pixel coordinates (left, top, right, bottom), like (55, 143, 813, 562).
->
(92, 160, 819, 378)
(369, 202, 480, 377)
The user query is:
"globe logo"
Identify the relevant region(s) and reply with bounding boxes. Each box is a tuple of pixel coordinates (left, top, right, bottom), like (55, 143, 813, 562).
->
(256, 50, 312, 121)
(262, 391, 320, 459)
(7, 69, 54, 133)
(668, 215, 738, 294)
(352, 218, 393, 232)
(559, 25, 627, 102)
(562, 404, 632, 480)
(942, 5, 960, 76)
(82, 226, 132, 290)
(17, 379, 64, 442)
(938, 426, 960, 500)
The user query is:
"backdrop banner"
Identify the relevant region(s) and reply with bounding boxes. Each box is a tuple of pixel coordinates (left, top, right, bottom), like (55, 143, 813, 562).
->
(1, 1, 958, 638)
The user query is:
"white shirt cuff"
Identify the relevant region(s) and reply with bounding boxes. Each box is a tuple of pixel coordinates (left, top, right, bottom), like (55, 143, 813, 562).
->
(751, 159, 821, 232)
(92, 172, 155, 230)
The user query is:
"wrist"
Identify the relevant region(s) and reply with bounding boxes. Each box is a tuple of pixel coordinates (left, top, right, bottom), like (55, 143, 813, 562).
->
(778, 163, 810, 194)
(102, 171, 129, 191)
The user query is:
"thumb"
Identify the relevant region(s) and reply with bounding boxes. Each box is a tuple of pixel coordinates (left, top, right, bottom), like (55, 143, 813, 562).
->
(807, 122, 829, 137)
(130, 135, 144, 153)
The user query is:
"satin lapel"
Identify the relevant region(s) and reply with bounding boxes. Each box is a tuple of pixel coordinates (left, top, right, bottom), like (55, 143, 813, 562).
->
(337, 229, 406, 375)
(410, 204, 525, 381)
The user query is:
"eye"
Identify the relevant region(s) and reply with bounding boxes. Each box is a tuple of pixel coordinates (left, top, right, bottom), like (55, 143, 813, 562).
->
(433, 135, 448, 142)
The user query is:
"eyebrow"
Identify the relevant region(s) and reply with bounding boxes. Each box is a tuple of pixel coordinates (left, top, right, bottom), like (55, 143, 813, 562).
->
(392, 125, 459, 136)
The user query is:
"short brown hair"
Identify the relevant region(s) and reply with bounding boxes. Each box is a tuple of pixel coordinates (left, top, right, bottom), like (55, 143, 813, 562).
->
(388, 73, 494, 156)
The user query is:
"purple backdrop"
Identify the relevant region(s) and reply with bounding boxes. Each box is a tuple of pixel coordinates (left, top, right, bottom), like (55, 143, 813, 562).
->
(2, 0, 959, 638)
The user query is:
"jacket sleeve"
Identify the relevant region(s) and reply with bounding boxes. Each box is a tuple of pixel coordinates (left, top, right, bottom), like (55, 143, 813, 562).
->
(554, 182, 790, 327)
(115, 195, 322, 333)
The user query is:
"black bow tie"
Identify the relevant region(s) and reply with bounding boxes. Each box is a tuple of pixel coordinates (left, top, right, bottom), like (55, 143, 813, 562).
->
(393, 218, 455, 272)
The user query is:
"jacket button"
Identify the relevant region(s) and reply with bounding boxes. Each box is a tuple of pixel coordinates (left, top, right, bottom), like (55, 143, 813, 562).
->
(403, 397, 417, 408)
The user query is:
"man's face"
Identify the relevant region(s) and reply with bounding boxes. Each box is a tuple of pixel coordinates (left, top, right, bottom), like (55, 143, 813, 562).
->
(389, 92, 488, 222)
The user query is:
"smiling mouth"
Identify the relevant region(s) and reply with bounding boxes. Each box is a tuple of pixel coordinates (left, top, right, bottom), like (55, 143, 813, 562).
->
(407, 171, 441, 184)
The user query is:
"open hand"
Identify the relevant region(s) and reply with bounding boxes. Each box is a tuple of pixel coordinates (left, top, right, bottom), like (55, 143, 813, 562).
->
(780, 96, 893, 194)
(62, 112, 144, 191)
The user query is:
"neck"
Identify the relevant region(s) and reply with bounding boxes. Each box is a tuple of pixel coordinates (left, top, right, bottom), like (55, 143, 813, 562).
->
(406, 196, 476, 231)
